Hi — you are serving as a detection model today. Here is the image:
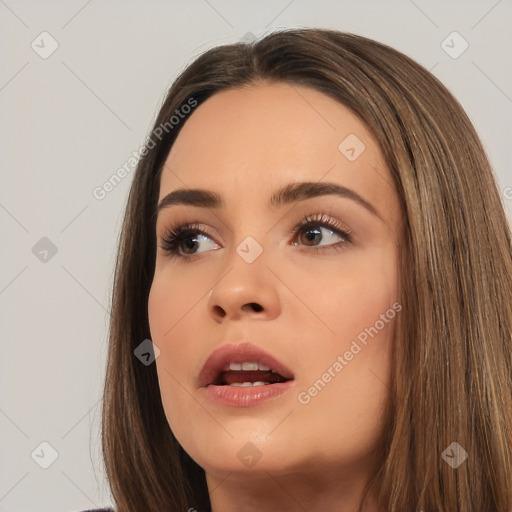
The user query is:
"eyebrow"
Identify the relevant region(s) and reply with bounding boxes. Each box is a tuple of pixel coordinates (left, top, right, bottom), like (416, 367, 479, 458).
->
(157, 182, 382, 219)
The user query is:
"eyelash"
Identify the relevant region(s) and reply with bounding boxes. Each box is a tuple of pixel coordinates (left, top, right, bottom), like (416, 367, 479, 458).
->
(158, 213, 353, 260)
(159, 223, 213, 260)
(290, 213, 353, 251)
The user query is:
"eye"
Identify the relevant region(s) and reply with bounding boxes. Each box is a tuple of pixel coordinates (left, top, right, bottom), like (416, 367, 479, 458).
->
(158, 213, 352, 260)
(291, 213, 352, 253)
(159, 223, 220, 259)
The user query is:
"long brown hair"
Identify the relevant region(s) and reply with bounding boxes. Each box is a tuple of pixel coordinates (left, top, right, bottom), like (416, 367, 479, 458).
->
(101, 28, 512, 511)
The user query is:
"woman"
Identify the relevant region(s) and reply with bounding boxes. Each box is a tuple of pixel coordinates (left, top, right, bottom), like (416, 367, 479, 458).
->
(91, 28, 512, 511)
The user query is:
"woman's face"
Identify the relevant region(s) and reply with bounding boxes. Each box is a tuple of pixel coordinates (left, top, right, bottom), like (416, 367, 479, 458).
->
(148, 82, 403, 485)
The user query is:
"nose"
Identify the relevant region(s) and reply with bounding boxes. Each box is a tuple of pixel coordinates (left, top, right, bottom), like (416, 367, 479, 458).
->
(207, 264, 282, 323)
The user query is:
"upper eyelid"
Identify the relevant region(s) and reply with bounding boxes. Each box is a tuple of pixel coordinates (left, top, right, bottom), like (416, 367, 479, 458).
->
(293, 213, 352, 234)
(159, 216, 351, 245)
(159, 212, 349, 233)
(157, 215, 354, 259)
(167, 223, 218, 242)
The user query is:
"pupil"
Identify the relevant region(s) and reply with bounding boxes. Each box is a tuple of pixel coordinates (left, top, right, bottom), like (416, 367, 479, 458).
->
(304, 228, 321, 245)
(182, 237, 197, 253)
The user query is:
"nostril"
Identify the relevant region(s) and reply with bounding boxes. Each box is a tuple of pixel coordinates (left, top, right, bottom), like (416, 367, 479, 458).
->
(212, 305, 226, 317)
(212, 302, 264, 319)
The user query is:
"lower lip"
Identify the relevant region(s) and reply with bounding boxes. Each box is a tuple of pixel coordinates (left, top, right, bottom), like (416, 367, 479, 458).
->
(202, 381, 294, 407)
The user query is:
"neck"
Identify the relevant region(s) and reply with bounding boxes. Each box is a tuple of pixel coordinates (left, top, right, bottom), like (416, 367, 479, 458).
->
(205, 464, 385, 512)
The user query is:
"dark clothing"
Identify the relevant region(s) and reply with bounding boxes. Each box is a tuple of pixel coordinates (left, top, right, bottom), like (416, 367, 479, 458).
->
(80, 509, 114, 512)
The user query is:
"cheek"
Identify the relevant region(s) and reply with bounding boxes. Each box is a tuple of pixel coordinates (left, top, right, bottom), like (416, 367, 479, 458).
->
(329, 246, 398, 383)
(334, 265, 398, 343)
(148, 268, 209, 339)
(291, 246, 398, 446)
(147, 271, 212, 434)
(292, 242, 399, 348)
(148, 270, 207, 377)
(147, 266, 216, 379)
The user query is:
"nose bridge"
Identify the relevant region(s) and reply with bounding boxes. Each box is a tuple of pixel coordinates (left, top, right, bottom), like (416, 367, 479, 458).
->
(207, 233, 281, 322)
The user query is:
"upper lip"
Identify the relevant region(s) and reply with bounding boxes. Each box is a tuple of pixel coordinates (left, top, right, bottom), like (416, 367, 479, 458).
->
(198, 342, 295, 387)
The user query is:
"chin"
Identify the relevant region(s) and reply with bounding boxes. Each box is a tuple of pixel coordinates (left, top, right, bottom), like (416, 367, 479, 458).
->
(178, 430, 300, 477)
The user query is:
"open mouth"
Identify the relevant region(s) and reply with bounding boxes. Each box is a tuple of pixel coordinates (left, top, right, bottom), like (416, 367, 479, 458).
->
(211, 362, 292, 387)
(199, 344, 295, 407)
(198, 342, 295, 389)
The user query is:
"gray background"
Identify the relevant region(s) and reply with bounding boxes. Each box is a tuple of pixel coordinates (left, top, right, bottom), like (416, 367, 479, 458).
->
(1, 1, 511, 511)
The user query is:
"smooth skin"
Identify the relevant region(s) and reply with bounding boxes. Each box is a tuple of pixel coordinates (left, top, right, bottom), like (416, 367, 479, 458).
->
(148, 82, 403, 512)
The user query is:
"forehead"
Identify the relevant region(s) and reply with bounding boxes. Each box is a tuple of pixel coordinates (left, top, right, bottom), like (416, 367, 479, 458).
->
(159, 82, 399, 224)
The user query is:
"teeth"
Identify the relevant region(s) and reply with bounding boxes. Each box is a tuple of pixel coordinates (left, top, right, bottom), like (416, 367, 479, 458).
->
(229, 381, 270, 387)
(228, 361, 273, 372)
